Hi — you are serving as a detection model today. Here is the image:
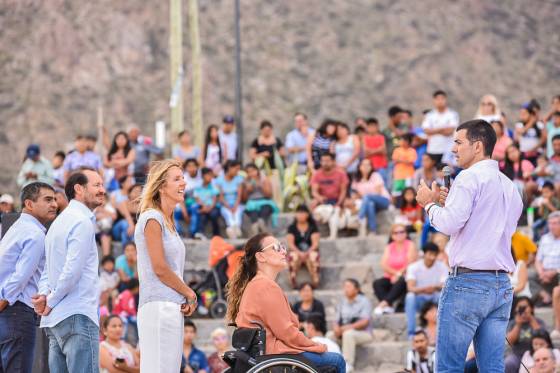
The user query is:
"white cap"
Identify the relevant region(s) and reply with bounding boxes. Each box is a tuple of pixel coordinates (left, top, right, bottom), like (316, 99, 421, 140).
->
(0, 194, 14, 204)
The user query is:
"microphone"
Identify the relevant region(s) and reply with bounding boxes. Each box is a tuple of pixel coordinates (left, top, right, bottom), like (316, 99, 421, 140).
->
(443, 166, 452, 189)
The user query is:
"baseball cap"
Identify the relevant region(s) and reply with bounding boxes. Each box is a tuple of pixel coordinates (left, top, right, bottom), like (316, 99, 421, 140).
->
(0, 194, 14, 204)
(26, 144, 40, 158)
(223, 115, 235, 124)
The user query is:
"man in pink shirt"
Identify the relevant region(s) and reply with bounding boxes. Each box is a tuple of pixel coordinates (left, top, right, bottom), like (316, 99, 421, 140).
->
(416, 119, 523, 372)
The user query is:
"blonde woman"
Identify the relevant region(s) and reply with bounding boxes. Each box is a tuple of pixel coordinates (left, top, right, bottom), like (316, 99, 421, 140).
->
(135, 159, 197, 372)
(474, 94, 502, 123)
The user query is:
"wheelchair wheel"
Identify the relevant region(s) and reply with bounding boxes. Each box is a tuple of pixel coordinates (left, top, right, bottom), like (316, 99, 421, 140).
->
(210, 299, 228, 319)
(247, 357, 318, 373)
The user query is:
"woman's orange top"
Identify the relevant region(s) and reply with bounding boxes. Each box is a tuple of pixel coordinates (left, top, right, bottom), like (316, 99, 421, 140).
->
(235, 274, 326, 355)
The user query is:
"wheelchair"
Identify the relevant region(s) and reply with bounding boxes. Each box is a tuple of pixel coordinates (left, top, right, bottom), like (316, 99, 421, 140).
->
(222, 322, 337, 373)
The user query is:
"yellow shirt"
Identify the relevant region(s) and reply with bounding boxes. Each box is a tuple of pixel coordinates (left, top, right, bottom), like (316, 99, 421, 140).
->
(512, 231, 537, 262)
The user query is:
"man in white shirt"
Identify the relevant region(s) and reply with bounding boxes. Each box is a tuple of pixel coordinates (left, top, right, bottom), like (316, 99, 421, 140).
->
(404, 242, 448, 338)
(422, 90, 459, 164)
(416, 119, 523, 372)
(219, 115, 238, 161)
(285, 112, 315, 171)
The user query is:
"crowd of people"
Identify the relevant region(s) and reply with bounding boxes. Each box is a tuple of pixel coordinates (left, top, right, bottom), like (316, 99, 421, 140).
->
(1, 91, 560, 372)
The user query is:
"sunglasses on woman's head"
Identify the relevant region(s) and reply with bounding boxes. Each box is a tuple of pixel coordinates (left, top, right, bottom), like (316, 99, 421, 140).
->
(261, 241, 288, 254)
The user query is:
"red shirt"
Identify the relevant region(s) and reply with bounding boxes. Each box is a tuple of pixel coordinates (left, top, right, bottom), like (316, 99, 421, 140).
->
(311, 168, 349, 201)
(364, 134, 388, 169)
(113, 290, 137, 317)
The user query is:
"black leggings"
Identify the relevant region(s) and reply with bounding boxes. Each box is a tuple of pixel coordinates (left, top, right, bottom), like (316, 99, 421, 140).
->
(373, 276, 407, 306)
(245, 205, 273, 223)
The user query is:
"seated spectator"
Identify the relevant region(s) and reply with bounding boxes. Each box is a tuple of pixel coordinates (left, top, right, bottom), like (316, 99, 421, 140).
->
(115, 242, 138, 288)
(291, 282, 326, 324)
(52, 150, 66, 187)
(303, 315, 342, 355)
(192, 167, 220, 239)
(531, 347, 557, 373)
(126, 124, 163, 182)
(112, 183, 142, 244)
(363, 117, 388, 184)
(285, 112, 314, 173)
(512, 228, 537, 266)
(474, 94, 502, 123)
(113, 278, 139, 344)
(243, 163, 278, 235)
(207, 328, 230, 373)
(397, 187, 423, 233)
(505, 297, 546, 373)
(63, 134, 103, 182)
(215, 160, 244, 239)
(404, 330, 435, 373)
(373, 224, 418, 315)
(181, 320, 210, 373)
(533, 155, 554, 187)
(104, 131, 136, 192)
(392, 134, 417, 197)
(412, 154, 438, 189)
(534, 212, 560, 305)
(418, 302, 438, 347)
(99, 315, 140, 373)
(335, 122, 360, 175)
(96, 194, 117, 256)
(16, 144, 55, 188)
(307, 119, 336, 171)
(502, 143, 537, 203)
(533, 182, 560, 242)
(520, 330, 560, 372)
(0, 194, 15, 220)
(202, 124, 226, 175)
(545, 110, 560, 158)
(404, 243, 448, 339)
(100, 255, 120, 298)
(287, 205, 321, 288)
(510, 248, 532, 299)
(350, 158, 391, 237)
(249, 120, 285, 206)
(174, 158, 201, 237)
(548, 135, 560, 191)
(110, 175, 133, 209)
(327, 279, 372, 373)
(310, 153, 350, 240)
(173, 130, 201, 162)
(490, 119, 513, 162)
(514, 102, 545, 165)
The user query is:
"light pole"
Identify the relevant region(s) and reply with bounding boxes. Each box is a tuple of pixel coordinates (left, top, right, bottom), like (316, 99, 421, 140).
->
(234, 0, 243, 162)
(169, 0, 184, 136)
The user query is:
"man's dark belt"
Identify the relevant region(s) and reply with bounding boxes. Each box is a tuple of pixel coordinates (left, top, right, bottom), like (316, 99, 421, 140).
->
(452, 266, 508, 275)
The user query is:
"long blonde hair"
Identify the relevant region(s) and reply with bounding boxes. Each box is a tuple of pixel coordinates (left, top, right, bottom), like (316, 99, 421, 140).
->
(139, 159, 183, 228)
(475, 94, 501, 118)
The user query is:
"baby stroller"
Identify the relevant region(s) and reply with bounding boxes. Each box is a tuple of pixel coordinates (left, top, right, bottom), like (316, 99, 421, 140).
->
(188, 236, 244, 319)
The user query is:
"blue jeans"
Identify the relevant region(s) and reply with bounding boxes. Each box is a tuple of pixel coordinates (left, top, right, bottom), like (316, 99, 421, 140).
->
(0, 302, 37, 373)
(198, 206, 221, 236)
(405, 292, 440, 337)
(437, 272, 513, 373)
(300, 351, 346, 373)
(45, 314, 99, 373)
(173, 204, 200, 237)
(359, 194, 390, 232)
(112, 219, 133, 244)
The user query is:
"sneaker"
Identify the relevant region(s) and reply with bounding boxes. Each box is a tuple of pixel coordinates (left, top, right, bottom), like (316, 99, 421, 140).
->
(346, 363, 354, 373)
(197, 305, 209, 316)
(194, 232, 207, 241)
(373, 306, 384, 316)
(235, 226, 243, 238)
(226, 227, 236, 239)
(383, 306, 395, 314)
(358, 219, 367, 238)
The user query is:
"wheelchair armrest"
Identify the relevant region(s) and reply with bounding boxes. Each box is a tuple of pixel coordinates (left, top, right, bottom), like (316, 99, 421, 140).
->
(223, 350, 258, 368)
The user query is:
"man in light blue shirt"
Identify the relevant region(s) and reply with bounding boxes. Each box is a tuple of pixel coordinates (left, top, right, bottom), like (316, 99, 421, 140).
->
(285, 112, 315, 169)
(16, 144, 55, 188)
(0, 182, 57, 373)
(33, 169, 105, 373)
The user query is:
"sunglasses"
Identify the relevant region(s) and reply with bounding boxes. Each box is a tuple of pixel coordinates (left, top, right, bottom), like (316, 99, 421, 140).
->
(261, 241, 288, 254)
(392, 230, 406, 235)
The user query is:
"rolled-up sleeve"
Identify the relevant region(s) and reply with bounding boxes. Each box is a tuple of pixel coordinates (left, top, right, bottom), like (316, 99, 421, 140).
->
(428, 175, 475, 236)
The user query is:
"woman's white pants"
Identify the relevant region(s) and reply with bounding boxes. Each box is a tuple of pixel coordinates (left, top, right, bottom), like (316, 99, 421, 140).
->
(138, 301, 184, 373)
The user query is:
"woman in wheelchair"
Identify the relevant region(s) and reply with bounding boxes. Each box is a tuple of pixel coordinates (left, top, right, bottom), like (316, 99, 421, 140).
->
(226, 233, 346, 372)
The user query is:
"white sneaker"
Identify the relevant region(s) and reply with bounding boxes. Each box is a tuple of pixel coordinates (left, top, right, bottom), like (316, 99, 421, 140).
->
(373, 306, 384, 316)
(383, 306, 395, 314)
(194, 232, 207, 241)
(346, 363, 354, 373)
(235, 226, 242, 238)
(358, 219, 367, 238)
(226, 227, 236, 239)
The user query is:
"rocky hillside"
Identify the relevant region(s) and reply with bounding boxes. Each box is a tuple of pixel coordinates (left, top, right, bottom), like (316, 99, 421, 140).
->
(1, 0, 559, 192)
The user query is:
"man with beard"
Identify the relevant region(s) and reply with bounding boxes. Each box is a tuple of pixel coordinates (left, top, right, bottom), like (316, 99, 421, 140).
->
(33, 168, 106, 373)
